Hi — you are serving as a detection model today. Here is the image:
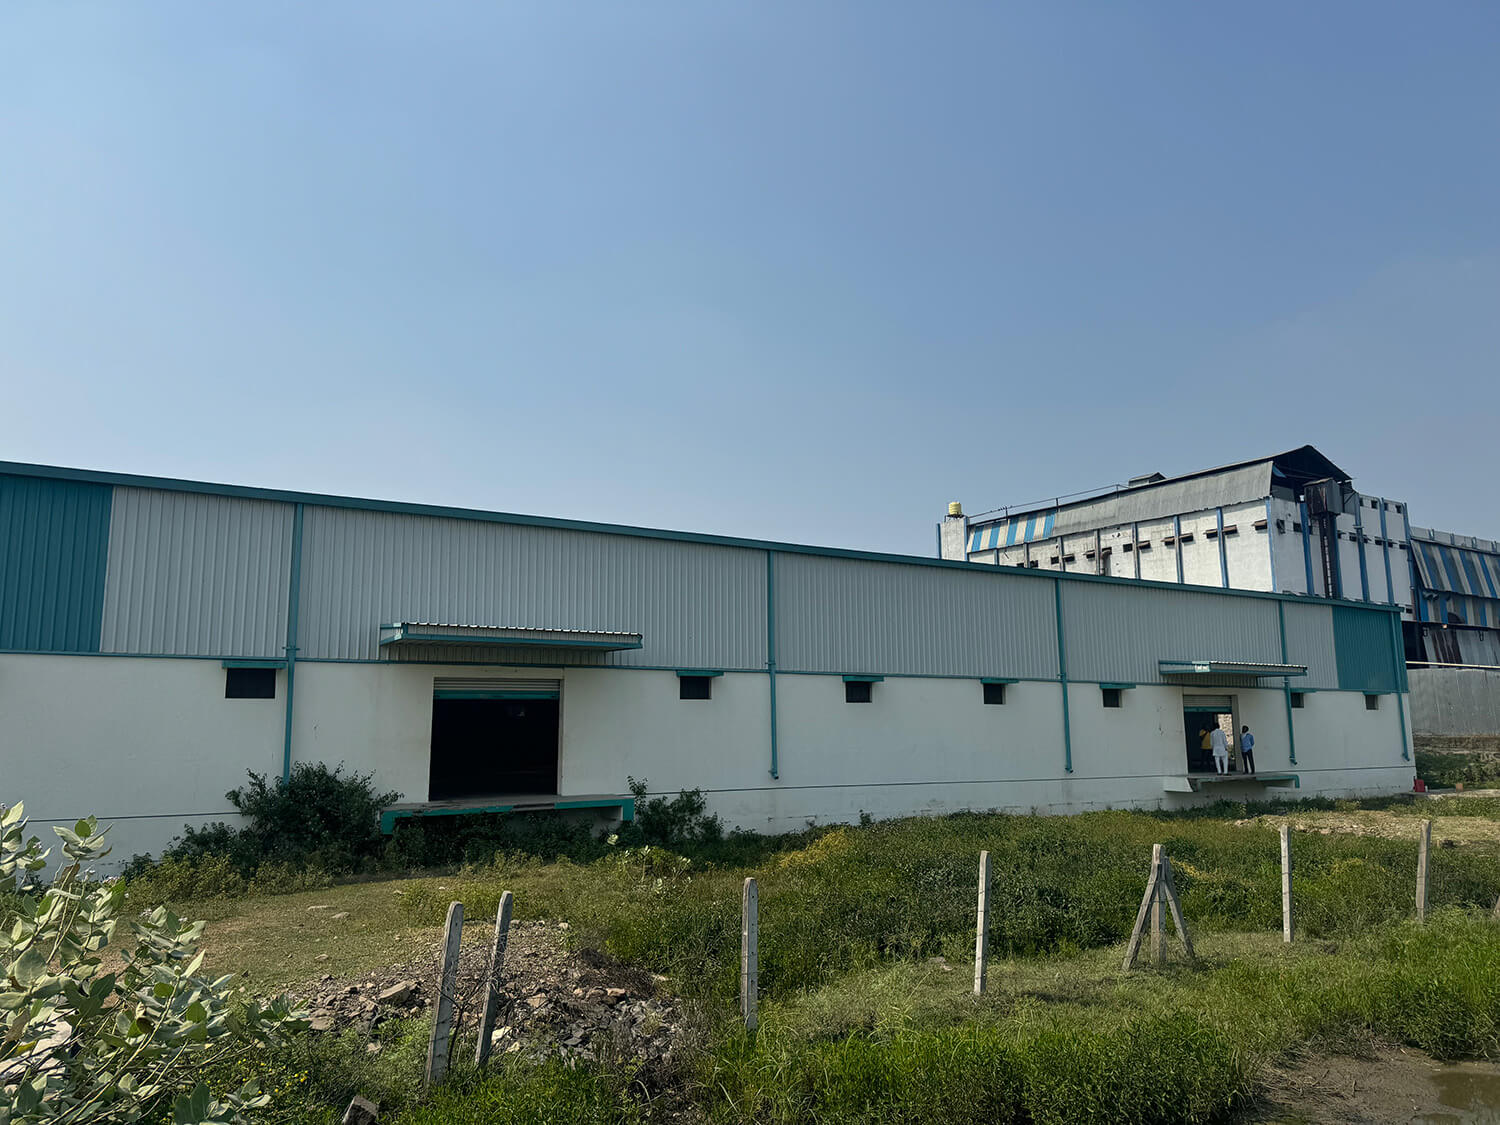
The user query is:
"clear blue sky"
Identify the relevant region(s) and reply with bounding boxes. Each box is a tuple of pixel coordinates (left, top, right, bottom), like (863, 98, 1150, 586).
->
(4, 3, 1497, 555)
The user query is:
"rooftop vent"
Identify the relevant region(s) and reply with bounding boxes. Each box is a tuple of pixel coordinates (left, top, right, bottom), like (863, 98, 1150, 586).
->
(1128, 472, 1166, 488)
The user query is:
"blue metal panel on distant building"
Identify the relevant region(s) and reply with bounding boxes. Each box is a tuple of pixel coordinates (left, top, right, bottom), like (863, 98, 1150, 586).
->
(1331, 605, 1398, 693)
(0, 475, 112, 652)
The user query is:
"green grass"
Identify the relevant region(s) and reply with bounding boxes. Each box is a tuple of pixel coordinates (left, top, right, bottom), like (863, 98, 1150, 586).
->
(136, 798, 1500, 1123)
(387, 807, 1500, 1002)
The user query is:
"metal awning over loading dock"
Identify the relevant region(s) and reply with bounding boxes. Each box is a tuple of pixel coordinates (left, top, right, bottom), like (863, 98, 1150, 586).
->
(378, 622, 644, 651)
(1160, 659, 1307, 795)
(377, 622, 642, 832)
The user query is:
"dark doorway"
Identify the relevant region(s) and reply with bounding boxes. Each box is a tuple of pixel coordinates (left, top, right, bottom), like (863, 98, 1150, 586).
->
(1183, 697, 1235, 774)
(428, 695, 560, 800)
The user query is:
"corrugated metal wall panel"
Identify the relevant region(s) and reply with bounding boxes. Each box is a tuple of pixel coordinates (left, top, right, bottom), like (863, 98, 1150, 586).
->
(0, 474, 112, 652)
(1061, 582, 1281, 684)
(297, 506, 767, 667)
(100, 487, 295, 658)
(1280, 602, 1338, 690)
(774, 554, 1059, 678)
(1332, 605, 1400, 693)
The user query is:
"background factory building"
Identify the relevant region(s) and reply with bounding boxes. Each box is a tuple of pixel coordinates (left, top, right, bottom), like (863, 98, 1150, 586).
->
(939, 444, 1500, 669)
(2, 461, 1412, 869)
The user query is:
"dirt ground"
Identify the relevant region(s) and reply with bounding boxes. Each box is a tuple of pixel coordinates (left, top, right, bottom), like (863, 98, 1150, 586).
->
(1247, 1043, 1500, 1123)
(1235, 800, 1500, 849)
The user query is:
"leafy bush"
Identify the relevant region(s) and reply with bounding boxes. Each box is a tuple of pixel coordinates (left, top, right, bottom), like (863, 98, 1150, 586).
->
(125, 763, 399, 892)
(0, 802, 305, 1124)
(613, 778, 724, 849)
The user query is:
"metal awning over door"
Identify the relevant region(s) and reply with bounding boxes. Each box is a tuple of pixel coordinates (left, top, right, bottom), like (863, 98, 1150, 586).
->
(1183, 694, 1234, 712)
(432, 677, 561, 701)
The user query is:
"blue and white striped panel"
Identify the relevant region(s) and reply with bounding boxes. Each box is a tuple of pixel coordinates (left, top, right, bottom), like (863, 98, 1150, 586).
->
(968, 512, 1056, 553)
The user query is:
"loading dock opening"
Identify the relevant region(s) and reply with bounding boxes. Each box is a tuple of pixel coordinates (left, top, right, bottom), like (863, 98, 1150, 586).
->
(1183, 695, 1236, 774)
(428, 681, 560, 800)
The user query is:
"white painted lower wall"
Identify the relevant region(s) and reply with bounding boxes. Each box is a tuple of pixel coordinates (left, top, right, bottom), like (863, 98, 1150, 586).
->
(0, 654, 1415, 870)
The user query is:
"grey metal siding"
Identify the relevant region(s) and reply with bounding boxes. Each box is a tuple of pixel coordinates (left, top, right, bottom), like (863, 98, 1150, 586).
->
(100, 487, 295, 658)
(296, 506, 767, 667)
(1280, 602, 1338, 691)
(774, 553, 1059, 679)
(1061, 582, 1281, 684)
(1409, 667, 1500, 735)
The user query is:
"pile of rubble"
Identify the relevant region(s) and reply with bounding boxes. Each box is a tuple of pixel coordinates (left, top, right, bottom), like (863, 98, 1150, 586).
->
(297, 918, 690, 1068)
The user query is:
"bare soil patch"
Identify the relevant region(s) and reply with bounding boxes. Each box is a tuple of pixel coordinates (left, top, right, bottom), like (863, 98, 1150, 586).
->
(1246, 1043, 1500, 1123)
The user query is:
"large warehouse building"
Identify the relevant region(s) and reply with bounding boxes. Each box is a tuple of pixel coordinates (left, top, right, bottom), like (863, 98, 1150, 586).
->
(3, 461, 1412, 868)
(939, 444, 1500, 667)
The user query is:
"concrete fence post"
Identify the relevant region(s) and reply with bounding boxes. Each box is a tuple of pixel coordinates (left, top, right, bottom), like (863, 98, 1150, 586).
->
(1280, 824, 1293, 943)
(424, 901, 464, 1088)
(741, 877, 758, 1032)
(974, 850, 991, 996)
(1149, 843, 1165, 965)
(474, 891, 513, 1067)
(1416, 819, 1431, 923)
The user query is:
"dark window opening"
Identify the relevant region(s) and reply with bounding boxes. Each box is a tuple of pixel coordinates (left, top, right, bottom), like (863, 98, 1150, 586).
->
(679, 675, 713, 700)
(1123, 543, 1134, 553)
(1102, 687, 1123, 708)
(1365, 693, 1381, 711)
(983, 682, 1006, 705)
(225, 667, 276, 699)
(1290, 692, 1305, 709)
(429, 696, 559, 800)
(845, 680, 873, 704)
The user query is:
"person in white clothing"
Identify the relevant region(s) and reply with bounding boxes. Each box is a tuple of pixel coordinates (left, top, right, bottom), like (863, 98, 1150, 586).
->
(1209, 725, 1229, 775)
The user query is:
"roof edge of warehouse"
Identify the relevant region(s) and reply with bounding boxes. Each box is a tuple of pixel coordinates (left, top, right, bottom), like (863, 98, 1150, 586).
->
(0, 458, 1396, 614)
(965, 444, 1352, 525)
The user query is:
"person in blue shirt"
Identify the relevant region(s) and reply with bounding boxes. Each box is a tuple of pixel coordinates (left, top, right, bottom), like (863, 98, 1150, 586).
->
(1240, 726, 1256, 774)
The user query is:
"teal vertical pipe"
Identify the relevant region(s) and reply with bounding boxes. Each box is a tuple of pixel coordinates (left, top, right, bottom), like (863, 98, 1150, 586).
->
(1265, 500, 1278, 593)
(1300, 501, 1315, 594)
(766, 549, 779, 780)
(1055, 578, 1072, 773)
(281, 503, 304, 784)
(1354, 499, 1370, 602)
(1278, 601, 1297, 766)
(1378, 499, 1395, 603)
(1173, 515, 1184, 584)
(1216, 507, 1228, 587)
(1390, 609, 1410, 762)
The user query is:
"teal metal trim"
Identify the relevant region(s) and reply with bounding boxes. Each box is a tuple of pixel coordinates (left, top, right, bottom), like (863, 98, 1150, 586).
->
(0, 459, 1408, 617)
(1099, 682, 1137, 691)
(766, 550, 779, 780)
(1173, 515, 1184, 583)
(379, 795, 635, 834)
(1055, 578, 1072, 773)
(1353, 500, 1370, 602)
(1389, 610, 1410, 761)
(1332, 605, 1400, 692)
(0, 474, 112, 653)
(841, 674, 885, 683)
(281, 503, 303, 785)
(1279, 601, 1297, 766)
(1216, 507, 1228, 587)
(433, 689, 559, 700)
(981, 677, 1020, 685)
(221, 658, 287, 669)
(675, 669, 724, 678)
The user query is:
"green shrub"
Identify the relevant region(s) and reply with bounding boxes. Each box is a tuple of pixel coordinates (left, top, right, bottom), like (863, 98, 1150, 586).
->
(0, 802, 305, 1125)
(616, 778, 725, 848)
(125, 763, 399, 894)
